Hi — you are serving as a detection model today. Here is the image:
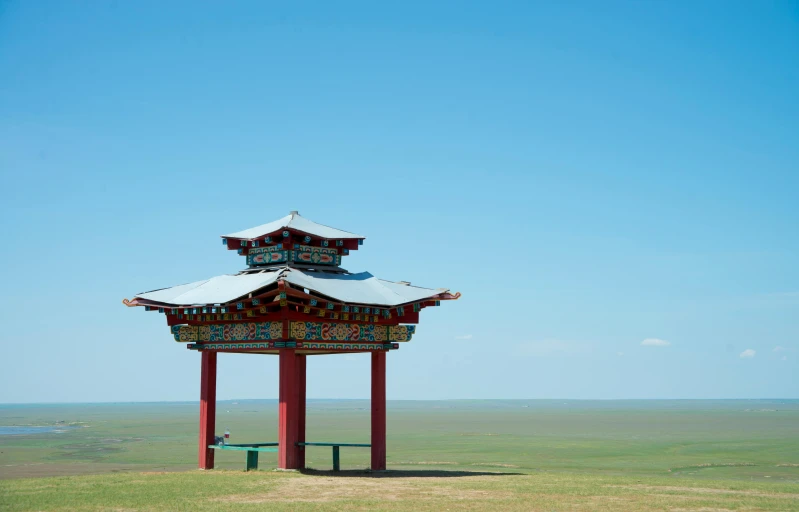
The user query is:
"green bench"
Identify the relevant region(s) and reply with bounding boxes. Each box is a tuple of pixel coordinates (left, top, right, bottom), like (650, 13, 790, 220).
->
(297, 442, 371, 471)
(209, 442, 370, 471)
(208, 443, 278, 471)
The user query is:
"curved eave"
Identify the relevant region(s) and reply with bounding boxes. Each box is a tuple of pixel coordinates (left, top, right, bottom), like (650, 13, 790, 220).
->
(222, 232, 366, 244)
(281, 287, 461, 310)
(125, 291, 461, 310)
(124, 267, 459, 309)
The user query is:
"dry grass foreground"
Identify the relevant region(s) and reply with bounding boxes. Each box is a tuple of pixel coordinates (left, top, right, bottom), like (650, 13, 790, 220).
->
(2, 469, 799, 511)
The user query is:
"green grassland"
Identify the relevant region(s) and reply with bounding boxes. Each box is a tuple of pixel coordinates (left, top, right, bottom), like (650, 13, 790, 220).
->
(1, 400, 798, 510)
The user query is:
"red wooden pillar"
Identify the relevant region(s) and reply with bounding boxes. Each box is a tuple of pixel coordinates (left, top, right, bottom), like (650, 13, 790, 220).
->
(199, 351, 217, 470)
(278, 349, 301, 469)
(371, 351, 387, 471)
(297, 354, 307, 469)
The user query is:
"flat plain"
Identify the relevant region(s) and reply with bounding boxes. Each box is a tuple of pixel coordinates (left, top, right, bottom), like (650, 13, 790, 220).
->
(1, 399, 798, 511)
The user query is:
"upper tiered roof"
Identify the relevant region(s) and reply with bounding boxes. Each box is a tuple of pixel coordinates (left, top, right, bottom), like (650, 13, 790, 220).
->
(223, 211, 364, 242)
(222, 211, 366, 268)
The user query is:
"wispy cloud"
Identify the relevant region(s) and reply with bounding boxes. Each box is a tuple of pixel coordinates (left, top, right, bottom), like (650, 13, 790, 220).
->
(773, 346, 785, 352)
(740, 349, 756, 359)
(455, 334, 473, 340)
(641, 338, 670, 347)
(782, 356, 788, 361)
(617, 352, 624, 357)
(517, 339, 592, 356)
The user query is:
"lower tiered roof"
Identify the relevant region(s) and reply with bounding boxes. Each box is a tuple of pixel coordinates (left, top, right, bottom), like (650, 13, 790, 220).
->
(128, 266, 456, 309)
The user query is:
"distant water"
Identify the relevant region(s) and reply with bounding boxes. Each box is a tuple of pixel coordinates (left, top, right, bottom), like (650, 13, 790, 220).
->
(0, 426, 74, 436)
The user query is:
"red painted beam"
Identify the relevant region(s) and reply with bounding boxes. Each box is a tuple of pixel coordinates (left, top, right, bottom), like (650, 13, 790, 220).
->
(194, 349, 396, 356)
(371, 351, 387, 471)
(278, 349, 301, 469)
(199, 351, 217, 470)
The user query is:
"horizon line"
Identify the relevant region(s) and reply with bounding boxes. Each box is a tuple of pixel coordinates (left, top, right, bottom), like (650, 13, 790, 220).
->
(1, 397, 797, 406)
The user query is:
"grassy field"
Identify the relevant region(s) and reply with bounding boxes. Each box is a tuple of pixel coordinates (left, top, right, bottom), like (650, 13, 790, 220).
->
(1, 399, 798, 510)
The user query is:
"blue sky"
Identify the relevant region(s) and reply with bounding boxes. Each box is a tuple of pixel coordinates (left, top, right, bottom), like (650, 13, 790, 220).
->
(1, 1, 797, 403)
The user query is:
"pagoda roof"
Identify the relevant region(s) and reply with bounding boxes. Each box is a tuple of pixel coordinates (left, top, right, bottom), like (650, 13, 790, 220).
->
(133, 267, 450, 307)
(134, 271, 282, 306)
(222, 211, 364, 242)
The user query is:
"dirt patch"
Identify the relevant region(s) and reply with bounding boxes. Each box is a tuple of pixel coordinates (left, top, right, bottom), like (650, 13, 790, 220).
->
(670, 508, 734, 512)
(423, 485, 512, 500)
(218, 477, 407, 503)
(217, 475, 511, 504)
(607, 484, 799, 499)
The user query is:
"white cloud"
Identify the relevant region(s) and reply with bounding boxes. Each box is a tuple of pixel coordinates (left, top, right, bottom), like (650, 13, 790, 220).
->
(617, 352, 624, 357)
(455, 334, 473, 340)
(782, 356, 788, 361)
(641, 338, 670, 347)
(739, 349, 756, 359)
(773, 346, 785, 352)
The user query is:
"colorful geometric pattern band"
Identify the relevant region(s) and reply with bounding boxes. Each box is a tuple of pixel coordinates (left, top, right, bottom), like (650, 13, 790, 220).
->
(246, 245, 288, 265)
(291, 244, 341, 266)
(289, 321, 415, 342)
(301, 342, 397, 350)
(389, 325, 415, 342)
(244, 243, 342, 266)
(188, 342, 277, 350)
(172, 322, 282, 342)
(186, 342, 398, 351)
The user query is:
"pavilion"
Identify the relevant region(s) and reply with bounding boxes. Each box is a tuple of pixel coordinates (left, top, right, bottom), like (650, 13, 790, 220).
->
(124, 211, 459, 471)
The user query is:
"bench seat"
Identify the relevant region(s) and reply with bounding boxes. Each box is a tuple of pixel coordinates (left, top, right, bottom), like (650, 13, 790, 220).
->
(207, 442, 371, 471)
(209, 443, 278, 471)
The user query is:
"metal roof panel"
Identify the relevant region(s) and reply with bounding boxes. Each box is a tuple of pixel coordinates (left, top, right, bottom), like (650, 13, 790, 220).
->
(136, 271, 281, 305)
(134, 267, 446, 307)
(285, 269, 446, 306)
(222, 211, 364, 240)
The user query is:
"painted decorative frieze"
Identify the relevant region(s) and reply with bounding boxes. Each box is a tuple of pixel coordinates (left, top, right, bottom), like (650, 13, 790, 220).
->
(188, 342, 278, 350)
(290, 244, 341, 266)
(301, 342, 398, 351)
(289, 321, 415, 342)
(172, 322, 282, 342)
(247, 245, 288, 265)
(389, 324, 416, 342)
(186, 341, 398, 351)
(245, 243, 342, 266)
(172, 321, 414, 343)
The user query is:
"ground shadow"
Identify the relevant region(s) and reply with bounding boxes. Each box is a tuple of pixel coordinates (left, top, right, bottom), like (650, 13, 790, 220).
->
(299, 468, 523, 478)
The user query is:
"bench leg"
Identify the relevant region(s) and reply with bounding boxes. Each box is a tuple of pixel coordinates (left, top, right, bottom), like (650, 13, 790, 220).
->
(332, 446, 340, 472)
(246, 450, 259, 471)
